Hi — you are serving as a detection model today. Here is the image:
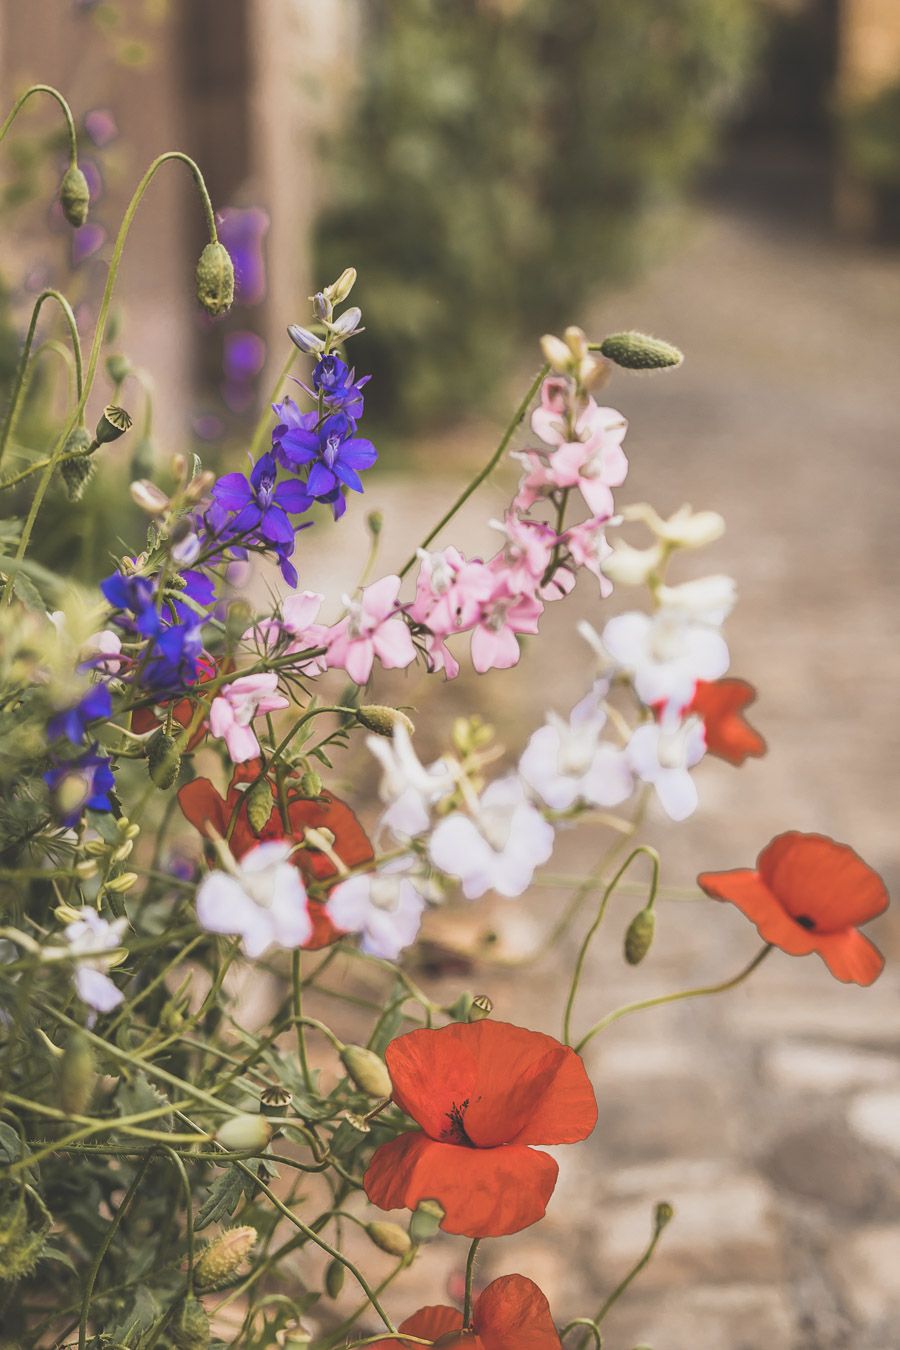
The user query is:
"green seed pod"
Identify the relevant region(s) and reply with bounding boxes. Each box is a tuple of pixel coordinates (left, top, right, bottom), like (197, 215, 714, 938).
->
(147, 728, 181, 790)
(356, 705, 415, 739)
(194, 1225, 257, 1291)
(259, 1085, 292, 1118)
(469, 993, 493, 1022)
(408, 1199, 444, 1245)
(324, 1256, 345, 1298)
(598, 332, 683, 371)
(195, 241, 235, 317)
(298, 770, 323, 799)
(94, 404, 133, 446)
(59, 1031, 95, 1116)
(246, 776, 274, 835)
(340, 1045, 392, 1099)
(624, 908, 656, 966)
(59, 164, 90, 227)
(172, 1295, 211, 1350)
(366, 1221, 412, 1258)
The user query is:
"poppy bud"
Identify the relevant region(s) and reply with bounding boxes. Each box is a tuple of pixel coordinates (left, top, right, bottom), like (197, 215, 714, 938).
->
(130, 479, 170, 516)
(624, 908, 655, 966)
(366, 1221, 412, 1258)
(324, 1257, 345, 1298)
(246, 777, 274, 835)
(171, 1295, 210, 1350)
(195, 241, 235, 317)
(469, 993, 493, 1022)
(94, 404, 133, 446)
(298, 770, 323, 799)
(408, 1199, 444, 1244)
(287, 324, 325, 355)
(215, 1113, 271, 1153)
(654, 1201, 674, 1234)
(194, 1225, 257, 1291)
(260, 1085, 292, 1118)
(147, 729, 181, 790)
(325, 267, 357, 304)
(59, 1031, 95, 1116)
(357, 705, 415, 739)
(599, 332, 683, 371)
(340, 1045, 392, 1098)
(60, 426, 96, 501)
(105, 353, 132, 386)
(59, 164, 90, 227)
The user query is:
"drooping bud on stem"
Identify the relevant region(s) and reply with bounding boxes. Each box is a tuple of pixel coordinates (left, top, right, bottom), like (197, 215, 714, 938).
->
(357, 705, 415, 738)
(340, 1044, 392, 1098)
(59, 164, 90, 227)
(246, 777, 274, 835)
(324, 1257, 345, 1298)
(653, 1201, 674, 1234)
(366, 1221, 412, 1258)
(60, 426, 95, 501)
(599, 332, 683, 371)
(624, 908, 656, 966)
(146, 728, 181, 790)
(195, 241, 235, 317)
(171, 1295, 211, 1349)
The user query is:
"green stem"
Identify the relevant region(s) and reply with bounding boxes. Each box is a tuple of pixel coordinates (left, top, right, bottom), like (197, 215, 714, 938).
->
(159, 1146, 196, 1290)
(0, 83, 79, 163)
(575, 944, 773, 1054)
(0, 288, 83, 470)
(463, 1238, 481, 1327)
(249, 344, 298, 458)
(586, 1206, 670, 1338)
(562, 1320, 602, 1349)
(78, 1151, 154, 1349)
(562, 847, 660, 1047)
(397, 362, 550, 578)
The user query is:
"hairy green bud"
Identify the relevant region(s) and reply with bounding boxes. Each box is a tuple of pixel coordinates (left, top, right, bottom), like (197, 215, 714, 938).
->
(105, 353, 133, 386)
(366, 1221, 412, 1258)
(624, 908, 655, 966)
(599, 332, 683, 371)
(59, 164, 90, 227)
(195, 1225, 257, 1290)
(195, 241, 235, 317)
(246, 776, 274, 835)
(324, 1257, 345, 1298)
(654, 1200, 674, 1233)
(59, 426, 95, 500)
(147, 728, 181, 790)
(340, 1044, 392, 1098)
(357, 705, 415, 738)
(298, 770, 323, 799)
(172, 1295, 211, 1349)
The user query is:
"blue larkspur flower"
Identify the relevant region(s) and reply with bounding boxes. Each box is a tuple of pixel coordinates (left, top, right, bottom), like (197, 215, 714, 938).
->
(48, 684, 112, 745)
(211, 451, 313, 545)
(275, 411, 377, 499)
(312, 354, 370, 418)
(45, 747, 116, 825)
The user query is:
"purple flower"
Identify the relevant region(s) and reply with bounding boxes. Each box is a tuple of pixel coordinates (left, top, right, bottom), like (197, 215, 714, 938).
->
(48, 684, 112, 745)
(275, 411, 377, 499)
(211, 451, 313, 545)
(312, 355, 370, 419)
(101, 571, 158, 635)
(45, 747, 116, 825)
(141, 619, 206, 693)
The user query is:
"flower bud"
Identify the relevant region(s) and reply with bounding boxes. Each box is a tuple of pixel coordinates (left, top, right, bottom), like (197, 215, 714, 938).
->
(328, 306, 363, 340)
(94, 405, 133, 446)
(215, 1113, 272, 1153)
(340, 1045, 392, 1098)
(171, 1295, 210, 1350)
(540, 333, 573, 373)
(326, 267, 357, 304)
(130, 479, 170, 516)
(245, 777, 274, 835)
(564, 326, 589, 359)
(195, 241, 235, 317)
(324, 1257, 345, 1298)
(408, 1199, 444, 1244)
(357, 705, 415, 739)
(147, 728, 181, 790)
(105, 353, 132, 386)
(599, 332, 683, 371)
(367, 509, 383, 538)
(624, 908, 655, 966)
(276, 1323, 312, 1348)
(469, 993, 493, 1022)
(59, 1031, 96, 1116)
(298, 770, 323, 799)
(654, 1201, 674, 1234)
(226, 599, 254, 642)
(194, 1225, 257, 1291)
(260, 1085, 292, 1117)
(74, 858, 98, 880)
(311, 291, 330, 322)
(105, 871, 138, 893)
(59, 164, 90, 227)
(59, 426, 96, 501)
(366, 1221, 412, 1258)
(287, 324, 325, 355)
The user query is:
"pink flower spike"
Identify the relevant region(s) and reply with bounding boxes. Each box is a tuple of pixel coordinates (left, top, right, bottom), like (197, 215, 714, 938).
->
(209, 672, 289, 764)
(325, 575, 416, 686)
(470, 590, 543, 674)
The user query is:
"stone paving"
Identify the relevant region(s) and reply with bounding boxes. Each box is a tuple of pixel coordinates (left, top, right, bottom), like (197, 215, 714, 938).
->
(259, 199, 900, 1349)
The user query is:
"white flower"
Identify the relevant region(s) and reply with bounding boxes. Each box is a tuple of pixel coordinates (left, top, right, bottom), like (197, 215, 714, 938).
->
(428, 776, 555, 900)
(601, 539, 664, 586)
(601, 604, 729, 710)
(367, 723, 456, 840)
(195, 841, 311, 958)
(519, 682, 633, 811)
(326, 861, 428, 960)
(655, 575, 736, 626)
(626, 718, 706, 821)
(623, 502, 725, 549)
(61, 909, 129, 1013)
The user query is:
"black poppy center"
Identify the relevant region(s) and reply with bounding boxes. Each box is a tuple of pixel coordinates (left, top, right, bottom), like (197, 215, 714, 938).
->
(444, 1098, 475, 1147)
(794, 914, 816, 931)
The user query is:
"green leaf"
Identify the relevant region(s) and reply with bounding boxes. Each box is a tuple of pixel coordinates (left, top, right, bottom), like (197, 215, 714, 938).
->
(11, 568, 45, 611)
(115, 1074, 172, 1132)
(195, 1166, 255, 1231)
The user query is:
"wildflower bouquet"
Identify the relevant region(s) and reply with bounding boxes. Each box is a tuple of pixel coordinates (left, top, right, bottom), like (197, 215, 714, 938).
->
(0, 89, 889, 1350)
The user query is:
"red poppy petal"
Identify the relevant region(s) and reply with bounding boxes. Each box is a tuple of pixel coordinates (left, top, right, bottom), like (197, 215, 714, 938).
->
(385, 1026, 478, 1139)
(812, 928, 885, 986)
(177, 778, 229, 838)
(697, 868, 819, 956)
(364, 1132, 559, 1238)
(690, 678, 766, 766)
(475, 1275, 562, 1350)
(289, 791, 374, 881)
(400, 1307, 466, 1340)
(303, 899, 343, 951)
(758, 832, 889, 933)
(507, 1045, 597, 1147)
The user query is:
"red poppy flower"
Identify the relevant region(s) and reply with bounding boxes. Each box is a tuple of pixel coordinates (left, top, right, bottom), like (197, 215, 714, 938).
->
(368, 1274, 561, 1350)
(364, 1020, 597, 1238)
(698, 831, 889, 985)
(132, 655, 218, 751)
(688, 678, 766, 765)
(178, 767, 373, 950)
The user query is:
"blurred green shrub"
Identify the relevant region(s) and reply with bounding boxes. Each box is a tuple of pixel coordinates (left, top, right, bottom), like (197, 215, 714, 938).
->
(841, 82, 900, 191)
(318, 0, 758, 427)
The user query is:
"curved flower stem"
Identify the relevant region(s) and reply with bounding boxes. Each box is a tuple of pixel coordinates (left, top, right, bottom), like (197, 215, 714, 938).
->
(0, 83, 79, 163)
(232, 1160, 397, 1334)
(562, 846, 660, 1047)
(463, 1237, 481, 1327)
(159, 1145, 196, 1291)
(574, 944, 773, 1054)
(3, 151, 219, 601)
(293, 950, 314, 1094)
(77, 1151, 154, 1349)
(581, 1205, 671, 1346)
(562, 1319, 602, 1349)
(0, 288, 83, 471)
(397, 362, 550, 579)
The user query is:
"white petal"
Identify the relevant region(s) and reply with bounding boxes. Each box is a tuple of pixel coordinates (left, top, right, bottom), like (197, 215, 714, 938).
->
(428, 814, 494, 883)
(75, 966, 123, 1012)
(654, 768, 698, 822)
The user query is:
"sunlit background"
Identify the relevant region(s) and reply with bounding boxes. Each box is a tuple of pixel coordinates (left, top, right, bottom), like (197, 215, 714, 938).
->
(2, 2, 900, 1347)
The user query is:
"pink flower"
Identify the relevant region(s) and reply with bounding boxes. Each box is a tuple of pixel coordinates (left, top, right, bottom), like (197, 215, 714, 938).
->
(209, 672, 289, 763)
(561, 517, 614, 597)
(410, 548, 494, 634)
(487, 514, 555, 594)
(470, 585, 543, 674)
(245, 591, 329, 675)
(514, 400, 628, 518)
(326, 575, 416, 685)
